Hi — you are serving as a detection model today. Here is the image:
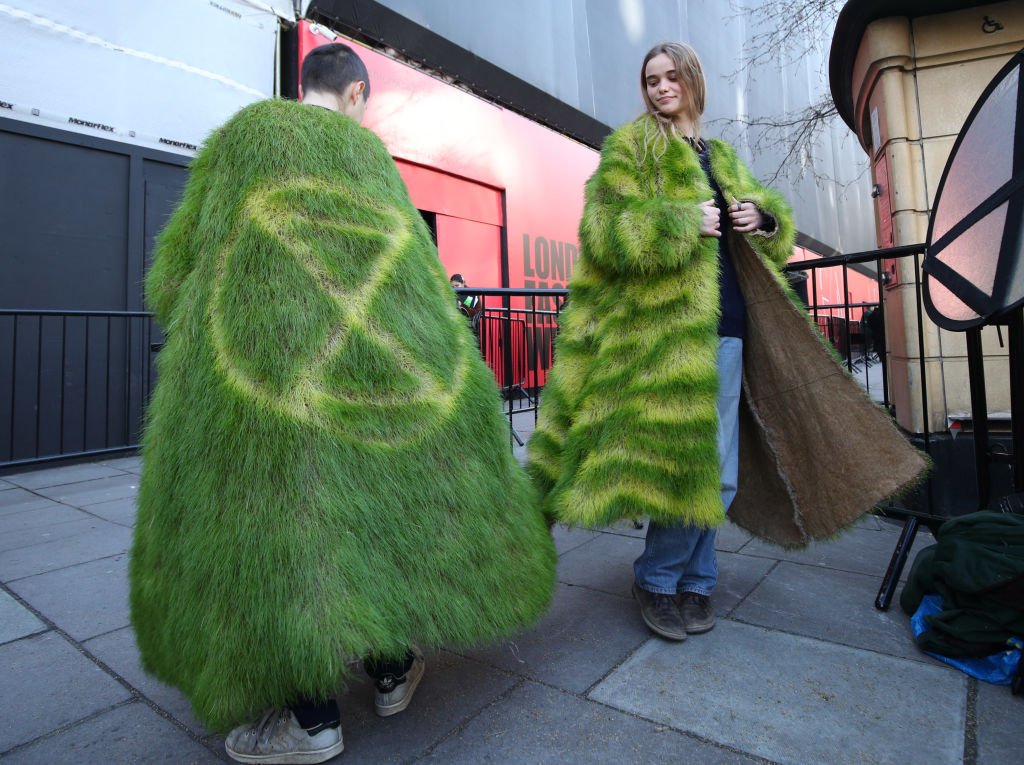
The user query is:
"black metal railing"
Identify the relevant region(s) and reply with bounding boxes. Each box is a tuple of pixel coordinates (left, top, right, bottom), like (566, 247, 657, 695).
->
(783, 244, 1012, 609)
(467, 255, 1016, 609)
(0, 263, 927, 470)
(3, 259, 1006, 610)
(457, 288, 568, 446)
(0, 309, 158, 470)
(0, 292, 570, 469)
(784, 243, 931, 422)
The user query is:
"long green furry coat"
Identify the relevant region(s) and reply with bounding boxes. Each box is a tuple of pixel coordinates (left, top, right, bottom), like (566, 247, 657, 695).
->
(131, 99, 555, 730)
(528, 117, 796, 529)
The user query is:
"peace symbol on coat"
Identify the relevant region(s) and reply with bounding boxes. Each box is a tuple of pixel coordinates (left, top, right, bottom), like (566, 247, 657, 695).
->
(207, 178, 469, 447)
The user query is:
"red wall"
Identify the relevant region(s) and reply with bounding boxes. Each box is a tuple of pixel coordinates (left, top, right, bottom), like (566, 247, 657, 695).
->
(789, 246, 879, 319)
(296, 25, 862, 375)
(297, 22, 598, 295)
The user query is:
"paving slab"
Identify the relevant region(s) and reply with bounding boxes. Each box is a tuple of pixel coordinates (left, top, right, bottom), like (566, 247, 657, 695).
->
(0, 502, 86, 534)
(590, 619, 967, 765)
(731, 561, 926, 662)
(1, 701, 221, 765)
(460, 583, 648, 695)
(512, 445, 528, 466)
(9, 554, 130, 641)
(509, 410, 537, 437)
(859, 513, 938, 535)
(551, 524, 599, 556)
(739, 526, 912, 579)
(714, 551, 776, 616)
(0, 521, 132, 582)
(555, 536, 774, 615)
(716, 521, 754, 552)
(599, 519, 754, 549)
(3, 463, 127, 490)
(4, 457, 1012, 765)
(0, 488, 63, 516)
(862, 517, 937, 550)
(98, 455, 143, 474)
(877, 514, 936, 535)
(83, 627, 210, 736)
(854, 514, 885, 531)
(82, 496, 138, 527)
(602, 518, 648, 539)
(0, 632, 132, 753)
(0, 589, 47, 645)
(975, 681, 1024, 764)
(555, 532, 644, 597)
(0, 511, 100, 552)
(423, 680, 761, 764)
(331, 649, 521, 764)
(34, 474, 140, 508)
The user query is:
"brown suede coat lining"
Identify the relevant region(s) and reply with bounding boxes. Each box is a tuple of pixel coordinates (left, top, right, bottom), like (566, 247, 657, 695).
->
(728, 232, 930, 547)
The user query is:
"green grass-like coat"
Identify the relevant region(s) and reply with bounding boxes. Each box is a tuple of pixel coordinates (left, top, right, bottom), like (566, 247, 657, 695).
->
(130, 100, 556, 730)
(528, 117, 796, 528)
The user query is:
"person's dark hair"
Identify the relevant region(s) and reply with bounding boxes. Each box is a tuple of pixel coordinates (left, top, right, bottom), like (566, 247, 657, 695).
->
(301, 43, 371, 101)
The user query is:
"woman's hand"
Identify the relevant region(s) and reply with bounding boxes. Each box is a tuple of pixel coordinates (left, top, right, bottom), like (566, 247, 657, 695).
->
(728, 198, 765, 233)
(699, 199, 721, 238)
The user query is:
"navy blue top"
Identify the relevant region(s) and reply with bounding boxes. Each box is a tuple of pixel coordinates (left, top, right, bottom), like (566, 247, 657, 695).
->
(694, 143, 746, 339)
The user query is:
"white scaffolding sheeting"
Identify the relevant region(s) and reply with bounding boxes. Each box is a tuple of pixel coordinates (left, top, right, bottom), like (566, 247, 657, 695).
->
(0, 0, 285, 154)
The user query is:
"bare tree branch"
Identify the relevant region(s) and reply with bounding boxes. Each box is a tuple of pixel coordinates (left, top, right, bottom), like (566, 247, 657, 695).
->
(716, 0, 856, 187)
(708, 97, 851, 187)
(728, 0, 844, 74)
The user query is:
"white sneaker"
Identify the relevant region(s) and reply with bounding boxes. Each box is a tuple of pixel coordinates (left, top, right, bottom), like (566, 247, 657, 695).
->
(373, 646, 425, 717)
(225, 708, 343, 764)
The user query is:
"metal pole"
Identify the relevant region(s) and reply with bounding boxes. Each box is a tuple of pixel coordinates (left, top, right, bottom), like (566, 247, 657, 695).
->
(35, 316, 43, 458)
(876, 257, 890, 408)
(104, 316, 112, 448)
(9, 316, 17, 460)
(1008, 309, 1024, 492)
(83, 316, 90, 452)
(913, 252, 931, 453)
(811, 267, 819, 338)
(59, 316, 67, 453)
(966, 328, 990, 509)
(842, 264, 852, 371)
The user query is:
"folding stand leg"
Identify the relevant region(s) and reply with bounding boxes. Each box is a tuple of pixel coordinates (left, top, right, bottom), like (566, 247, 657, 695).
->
(509, 424, 524, 447)
(506, 397, 525, 446)
(875, 515, 920, 611)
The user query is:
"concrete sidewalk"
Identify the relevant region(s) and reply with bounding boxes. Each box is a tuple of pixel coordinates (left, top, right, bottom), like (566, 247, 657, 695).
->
(2, 455, 1022, 765)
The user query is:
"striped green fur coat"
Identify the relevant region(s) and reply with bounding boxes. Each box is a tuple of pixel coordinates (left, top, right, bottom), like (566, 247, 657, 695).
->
(131, 100, 555, 730)
(528, 117, 796, 529)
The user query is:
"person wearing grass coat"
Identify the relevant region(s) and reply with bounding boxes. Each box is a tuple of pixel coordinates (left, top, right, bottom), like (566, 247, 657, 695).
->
(527, 42, 928, 644)
(130, 43, 556, 764)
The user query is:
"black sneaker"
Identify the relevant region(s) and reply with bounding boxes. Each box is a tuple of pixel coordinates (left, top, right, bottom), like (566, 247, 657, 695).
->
(632, 582, 687, 641)
(373, 646, 425, 717)
(680, 592, 716, 634)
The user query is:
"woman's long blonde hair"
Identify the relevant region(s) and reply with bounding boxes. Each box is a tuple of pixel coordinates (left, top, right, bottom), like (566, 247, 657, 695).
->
(639, 42, 707, 158)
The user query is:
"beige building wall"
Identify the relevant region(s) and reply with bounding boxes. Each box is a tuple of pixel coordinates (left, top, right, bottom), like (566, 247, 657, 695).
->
(849, 1, 1022, 433)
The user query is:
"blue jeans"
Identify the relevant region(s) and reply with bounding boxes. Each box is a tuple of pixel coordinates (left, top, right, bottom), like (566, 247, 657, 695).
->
(633, 336, 743, 597)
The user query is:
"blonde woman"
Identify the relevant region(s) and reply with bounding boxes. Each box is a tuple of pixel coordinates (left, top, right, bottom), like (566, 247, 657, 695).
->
(528, 42, 795, 641)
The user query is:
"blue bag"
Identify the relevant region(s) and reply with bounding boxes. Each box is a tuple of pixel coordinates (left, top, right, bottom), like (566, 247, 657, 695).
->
(911, 594, 1023, 685)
